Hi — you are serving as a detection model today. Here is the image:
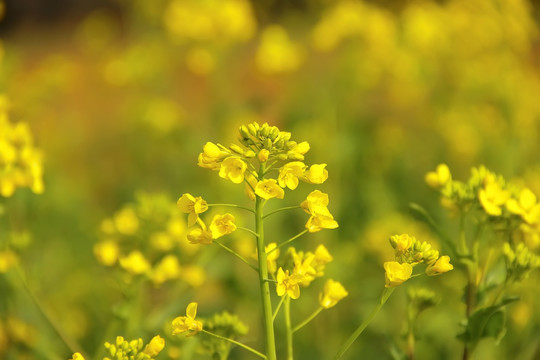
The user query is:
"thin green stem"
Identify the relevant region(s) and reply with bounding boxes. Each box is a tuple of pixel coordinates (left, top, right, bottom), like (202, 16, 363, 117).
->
(272, 296, 285, 322)
(270, 230, 308, 254)
(214, 240, 258, 272)
(237, 226, 260, 238)
(292, 307, 323, 333)
(207, 204, 255, 214)
(285, 296, 294, 360)
(333, 287, 395, 360)
(255, 163, 277, 360)
(201, 329, 266, 359)
(263, 206, 302, 220)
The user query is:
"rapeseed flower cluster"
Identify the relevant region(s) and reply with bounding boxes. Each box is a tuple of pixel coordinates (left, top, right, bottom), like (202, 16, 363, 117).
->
(0, 96, 44, 197)
(94, 192, 205, 287)
(69, 335, 164, 360)
(384, 234, 453, 288)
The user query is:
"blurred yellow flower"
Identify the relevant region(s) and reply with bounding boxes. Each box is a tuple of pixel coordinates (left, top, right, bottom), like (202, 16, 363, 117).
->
(181, 265, 206, 287)
(172, 302, 203, 337)
(0, 250, 18, 273)
(209, 213, 237, 239)
(68, 353, 85, 360)
(265, 242, 279, 274)
(93, 240, 119, 266)
(151, 255, 181, 286)
(255, 25, 303, 74)
(119, 251, 151, 275)
(384, 261, 413, 287)
(113, 207, 139, 235)
(319, 279, 348, 309)
(479, 181, 510, 216)
(425, 163, 451, 188)
(506, 188, 540, 224)
(304, 164, 328, 184)
(219, 156, 247, 184)
(255, 178, 284, 199)
(177, 193, 208, 226)
(187, 227, 213, 245)
(143, 335, 165, 357)
(278, 161, 305, 190)
(425, 255, 453, 276)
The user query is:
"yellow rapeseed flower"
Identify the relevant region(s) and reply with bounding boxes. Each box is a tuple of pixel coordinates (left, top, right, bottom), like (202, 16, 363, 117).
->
(384, 261, 413, 288)
(113, 207, 139, 235)
(319, 279, 348, 309)
(198, 142, 227, 170)
(506, 188, 540, 224)
(219, 156, 247, 184)
(143, 335, 165, 357)
(93, 240, 119, 266)
(187, 227, 213, 245)
(425, 255, 454, 276)
(425, 164, 451, 188)
(255, 178, 285, 199)
(479, 181, 510, 216)
(304, 164, 328, 184)
(177, 193, 208, 226)
(172, 302, 203, 337)
(68, 353, 85, 360)
(151, 255, 181, 286)
(255, 25, 303, 74)
(278, 161, 305, 190)
(258, 149, 270, 162)
(209, 213, 237, 239)
(276, 267, 304, 299)
(119, 251, 151, 275)
(0, 249, 18, 273)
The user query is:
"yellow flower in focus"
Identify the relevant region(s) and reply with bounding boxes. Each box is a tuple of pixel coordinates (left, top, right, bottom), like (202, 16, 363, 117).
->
(0, 249, 18, 273)
(172, 302, 203, 337)
(94, 240, 119, 266)
(258, 149, 270, 162)
(255, 25, 303, 74)
(68, 353, 85, 360)
(219, 156, 247, 184)
(390, 234, 414, 252)
(304, 164, 328, 184)
(479, 181, 510, 216)
(255, 178, 285, 199)
(384, 261, 413, 288)
(276, 267, 304, 299)
(209, 213, 237, 239)
(113, 207, 139, 235)
(425, 164, 451, 188)
(177, 193, 208, 226)
(198, 142, 227, 170)
(187, 227, 213, 245)
(119, 251, 151, 275)
(305, 211, 338, 233)
(265, 242, 279, 274)
(143, 335, 165, 357)
(425, 255, 453, 276)
(507, 188, 540, 224)
(301, 190, 338, 232)
(319, 279, 348, 309)
(278, 161, 305, 190)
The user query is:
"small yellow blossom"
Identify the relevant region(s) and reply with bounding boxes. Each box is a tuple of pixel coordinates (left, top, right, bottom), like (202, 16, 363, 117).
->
(177, 193, 208, 226)
(143, 335, 165, 357)
(290, 141, 310, 156)
(209, 213, 237, 239)
(425, 255, 454, 276)
(278, 161, 305, 190)
(384, 261, 413, 287)
(0, 249, 18, 273)
(172, 302, 203, 337)
(305, 212, 338, 233)
(276, 267, 304, 299)
(292, 252, 317, 286)
(390, 234, 414, 252)
(119, 251, 151, 275)
(198, 142, 227, 170)
(301, 190, 338, 232)
(255, 25, 303, 74)
(255, 178, 285, 199)
(187, 227, 213, 245)
(113, 207, 139, 235)
(506, 188, 540, 224)
(219, 156, 247, 184)
(68, 353, 85, 360)
(258, 149, 270, 162)
(319, 279, 348, 309)
(151, 255, 181, 285)
(304, 164, 328, 184)
(425, 164, 451, 188)
(479, 181, 510, 216)
(94, 240, 119, 266)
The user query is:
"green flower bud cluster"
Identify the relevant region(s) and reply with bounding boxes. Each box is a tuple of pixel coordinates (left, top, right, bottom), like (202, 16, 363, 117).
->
(389, 234, 439, 266)
(104, 336, 155, 360)
(199, 312, 248, 359)
(407, 287, 438, 313)
(503, 242, 540, 282)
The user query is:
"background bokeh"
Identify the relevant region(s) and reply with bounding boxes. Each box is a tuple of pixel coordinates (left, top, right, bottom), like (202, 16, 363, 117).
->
(1, 0, 540, 359)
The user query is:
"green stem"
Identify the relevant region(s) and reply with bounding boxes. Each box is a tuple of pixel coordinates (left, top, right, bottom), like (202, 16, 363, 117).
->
(272, 296, 285, 322)
(207, 204, 255, 214)
(285, 296, 294, 360)
(214, 240, 258, 272)
(255, 164, 277, 360)
(237, 226, 260, 238)
(263, 206, 302, 219)
(269, 230, 308, 254)
(333, 287, 395, 360)
(201, 329, 267, 359)
(292, 307, 323, 333)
